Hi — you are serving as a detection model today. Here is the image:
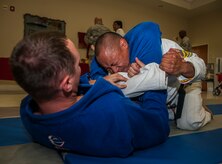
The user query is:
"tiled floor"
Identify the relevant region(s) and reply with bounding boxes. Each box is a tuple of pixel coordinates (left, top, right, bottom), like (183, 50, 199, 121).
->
(0, 80, 27, 108)
(202, 90, 222, 104)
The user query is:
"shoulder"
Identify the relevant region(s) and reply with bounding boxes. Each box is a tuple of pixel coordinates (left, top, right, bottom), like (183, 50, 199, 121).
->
(126, 21, 160, 37)
(183, 36, 190, 42)
(161, 38, 183, 54)
(116, 29, 125, 36)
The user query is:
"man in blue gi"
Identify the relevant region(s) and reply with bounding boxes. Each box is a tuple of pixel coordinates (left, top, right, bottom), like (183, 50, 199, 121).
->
(91, 21, 210, 130)
(9, 31, 169, 158)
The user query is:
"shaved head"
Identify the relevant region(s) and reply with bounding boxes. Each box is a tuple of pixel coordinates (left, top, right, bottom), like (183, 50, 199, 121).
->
(95, 32, 130, 73)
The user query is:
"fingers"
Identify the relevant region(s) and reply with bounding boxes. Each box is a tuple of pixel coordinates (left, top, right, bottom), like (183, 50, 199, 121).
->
(104, 73, 128, 89)
(128, 65, 140, 78)
(168, 48, 180, 53)
(89, 80, 96, 85)
(135, 57, 145, 68)
(159, 53, 173, 72)
(115, 83, 127, 89)
(160, 49, 184, 76)
(127, 58, 145, 78)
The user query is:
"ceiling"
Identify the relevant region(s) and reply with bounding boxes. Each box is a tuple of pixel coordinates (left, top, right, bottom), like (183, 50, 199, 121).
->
(127, 0, 222, 18)
(161, 0, 217, 10)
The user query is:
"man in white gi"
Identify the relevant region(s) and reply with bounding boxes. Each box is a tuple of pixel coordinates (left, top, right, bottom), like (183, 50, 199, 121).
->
(113, 38, 212, 130)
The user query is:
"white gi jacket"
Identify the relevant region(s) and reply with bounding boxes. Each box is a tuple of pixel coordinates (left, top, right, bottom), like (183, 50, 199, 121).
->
(120, 38, 212, 130)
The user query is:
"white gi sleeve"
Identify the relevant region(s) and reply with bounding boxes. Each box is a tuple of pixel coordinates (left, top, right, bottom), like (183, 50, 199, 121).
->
(119, 63, 168, 98)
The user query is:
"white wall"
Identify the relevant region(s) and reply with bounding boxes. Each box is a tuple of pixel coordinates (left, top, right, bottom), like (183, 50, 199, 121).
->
(189, 9, 222, 63)
(0, 0, 188, 59)
(2, 0, 221, 62)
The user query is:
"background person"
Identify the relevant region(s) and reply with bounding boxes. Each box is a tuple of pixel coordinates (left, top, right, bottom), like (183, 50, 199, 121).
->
(113, 20, 125, 36)
(176, 30, 192, 51)
(84, 17, 111, 64)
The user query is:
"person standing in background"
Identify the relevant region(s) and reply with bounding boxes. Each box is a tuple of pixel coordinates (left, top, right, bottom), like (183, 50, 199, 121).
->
(177, 30, 192, 51)
(113, 20, 125, 36)
(84, 17, 111, 64)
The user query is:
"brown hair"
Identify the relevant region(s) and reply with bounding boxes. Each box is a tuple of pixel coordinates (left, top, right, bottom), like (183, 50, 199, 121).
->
(10, 31, 76, 101)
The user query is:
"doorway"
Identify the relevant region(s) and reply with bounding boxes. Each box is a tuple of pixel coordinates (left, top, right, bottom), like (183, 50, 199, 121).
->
(192, 45, 208, 91)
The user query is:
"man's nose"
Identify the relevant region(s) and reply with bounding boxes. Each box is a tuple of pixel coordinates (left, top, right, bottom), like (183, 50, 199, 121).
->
(111, 66, 119, 73)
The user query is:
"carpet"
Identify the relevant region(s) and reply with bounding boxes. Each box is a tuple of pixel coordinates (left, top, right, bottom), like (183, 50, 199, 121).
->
(207, 104, 222, 115)
(0, 104, 222, 164)
(63, 128, 222, 164)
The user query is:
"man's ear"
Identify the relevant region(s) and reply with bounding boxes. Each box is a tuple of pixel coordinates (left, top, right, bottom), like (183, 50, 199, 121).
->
(120, 38, 128, 49)
(60, 75, 73, 92)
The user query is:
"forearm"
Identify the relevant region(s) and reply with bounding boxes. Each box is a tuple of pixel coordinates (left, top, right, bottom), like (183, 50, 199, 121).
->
(178, 53, 206, 83)
(180, 61, 195, 78)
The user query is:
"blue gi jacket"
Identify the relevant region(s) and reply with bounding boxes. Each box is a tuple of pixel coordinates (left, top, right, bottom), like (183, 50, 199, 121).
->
(20, 78, 169, 157)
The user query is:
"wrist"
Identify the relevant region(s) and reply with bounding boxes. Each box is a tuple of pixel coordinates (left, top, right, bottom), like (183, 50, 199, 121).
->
(181, 61, 195, 78)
